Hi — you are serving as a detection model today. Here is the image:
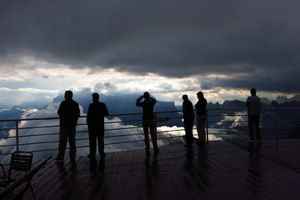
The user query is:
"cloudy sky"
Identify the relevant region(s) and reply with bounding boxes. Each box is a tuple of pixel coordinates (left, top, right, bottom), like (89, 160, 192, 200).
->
(1, 0, 299, 109)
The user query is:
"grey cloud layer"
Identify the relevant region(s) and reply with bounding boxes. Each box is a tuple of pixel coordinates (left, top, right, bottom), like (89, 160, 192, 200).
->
(1, 0, 300, 92)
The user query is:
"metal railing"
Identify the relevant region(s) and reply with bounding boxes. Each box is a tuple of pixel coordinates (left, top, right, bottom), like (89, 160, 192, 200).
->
(0, 107, 299, 162)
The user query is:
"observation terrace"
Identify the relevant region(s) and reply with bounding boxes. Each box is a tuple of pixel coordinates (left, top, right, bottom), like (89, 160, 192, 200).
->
(1, 108, 300, 199)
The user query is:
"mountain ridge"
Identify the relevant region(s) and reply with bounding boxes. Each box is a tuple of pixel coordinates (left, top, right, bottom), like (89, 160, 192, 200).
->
(2, 93, 300, 121)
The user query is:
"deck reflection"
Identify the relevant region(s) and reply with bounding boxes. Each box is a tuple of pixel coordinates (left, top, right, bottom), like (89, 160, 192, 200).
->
(19, 140, 300, 200)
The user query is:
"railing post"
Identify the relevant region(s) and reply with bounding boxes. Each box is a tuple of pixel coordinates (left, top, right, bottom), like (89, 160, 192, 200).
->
(206, 109, 209, 159)
(15, 120, 19, 152)
(154, 112, 157, 134)
(275, 108, 279, 145)
(206, 109, 209, 144)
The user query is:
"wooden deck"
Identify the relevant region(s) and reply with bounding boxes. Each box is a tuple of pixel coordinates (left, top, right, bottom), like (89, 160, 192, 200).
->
(3, 139, 300, 200)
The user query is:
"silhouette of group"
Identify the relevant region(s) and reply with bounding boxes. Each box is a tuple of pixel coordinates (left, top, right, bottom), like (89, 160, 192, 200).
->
(55, 88, 261, 162)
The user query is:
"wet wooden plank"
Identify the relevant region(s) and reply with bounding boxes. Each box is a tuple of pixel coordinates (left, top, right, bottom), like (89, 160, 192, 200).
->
(229, 139, 300, 173)
(6, 139, 299, 200)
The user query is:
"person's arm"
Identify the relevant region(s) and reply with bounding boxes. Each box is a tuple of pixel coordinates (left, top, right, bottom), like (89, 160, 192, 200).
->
(150, 97, 156, 105)
(204, 99, 207, 115)
(76, 103, 80, 120)
(188, 101, 194, 115)
(258, 97, 261, 115)
(136, 96, 143, 107)
(74, 103, 80, 126)
(246, 97, 250, 108)
(195, 101, 199, 109)
(103, 104, 109, 116)
(57, 101, 65, 117)
(87, 104, 91, 125)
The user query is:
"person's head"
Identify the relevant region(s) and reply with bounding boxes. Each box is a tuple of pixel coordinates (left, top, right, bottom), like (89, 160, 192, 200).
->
(250, 88, 257, 95)
(92, 93, 99, 102)
(182, 94, 188, 101)
(64, 90, 73, 100)
(144, 92, 150, 99)
(197, 91, 204, 99)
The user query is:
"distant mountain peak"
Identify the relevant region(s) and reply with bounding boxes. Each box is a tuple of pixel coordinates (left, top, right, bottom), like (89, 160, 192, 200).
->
(275, 94, 300, 104)
(289, 94, 300, 103)
(276, 95, 288, 104)
(261, 98, 271, 105)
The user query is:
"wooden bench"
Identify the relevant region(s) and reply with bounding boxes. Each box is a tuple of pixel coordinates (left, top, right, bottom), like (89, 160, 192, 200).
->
(0, 157, 51, 200)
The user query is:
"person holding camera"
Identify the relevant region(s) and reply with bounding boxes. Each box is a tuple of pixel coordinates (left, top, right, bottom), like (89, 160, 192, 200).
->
(136, 92, 159, 156)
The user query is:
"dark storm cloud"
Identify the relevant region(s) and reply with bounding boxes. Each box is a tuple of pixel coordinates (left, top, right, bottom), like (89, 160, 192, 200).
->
(0, 0, 300, 92)
(201, 78, 300, 93)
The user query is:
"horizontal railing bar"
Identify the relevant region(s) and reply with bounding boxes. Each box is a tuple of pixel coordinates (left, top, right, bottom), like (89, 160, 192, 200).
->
(0, 117, 60, 123)
(0, 144, 17, 148)
(16, 125, 59, 130)
(1, 125, 296, 138)
(105, 133, 143, 138)
(105, 126, 142, 131)
(17, 132, 59, 138)
(105, 120, 140, 124)
(207, 107, 300, 111)
(15, 129, 187, 146)
(1, 107, 300, 123)
(18, 140, 59, 146)
(0, 128, 15, 131)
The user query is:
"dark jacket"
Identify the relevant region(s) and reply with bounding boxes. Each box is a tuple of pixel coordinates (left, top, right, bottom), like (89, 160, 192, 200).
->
(87, 101, 109, 128)
(195, 98, 207, 116)
(136, 97, 156, 119)
(57, 99, 80, 129)
(183, 100, 194, 120)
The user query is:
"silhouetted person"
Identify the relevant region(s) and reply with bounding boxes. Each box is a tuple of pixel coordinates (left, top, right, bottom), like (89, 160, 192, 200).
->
(195, 91, 207, 145)
(87, 93, 109, 160)
(136, 92, 159, 156)
(246, 88, 261, 143)
(182, 95, 194, 147)
(56, 90, 80, 162)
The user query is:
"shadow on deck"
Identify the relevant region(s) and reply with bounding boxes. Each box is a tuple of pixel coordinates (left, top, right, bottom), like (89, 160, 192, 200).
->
(9, 140, 300, 199)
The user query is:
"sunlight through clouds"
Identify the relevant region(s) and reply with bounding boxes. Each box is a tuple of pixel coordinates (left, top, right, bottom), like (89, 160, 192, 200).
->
(0, 56, 298, 109)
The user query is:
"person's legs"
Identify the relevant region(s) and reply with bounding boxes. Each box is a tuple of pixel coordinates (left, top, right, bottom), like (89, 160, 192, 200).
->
(68, 128, 76, 160)
(184, 119, 194, 145)
(57, 127, 68, 159)
(148, 119, 159, 153)
(98, 127, 105, 158)
(248, 115, 254, 141)
(143, 120, 150, 151)
(254, 115, 261, 141)
(88, 128, 97, 158)
(196, 116, 201, 141)
(198, 115, 206, 143)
